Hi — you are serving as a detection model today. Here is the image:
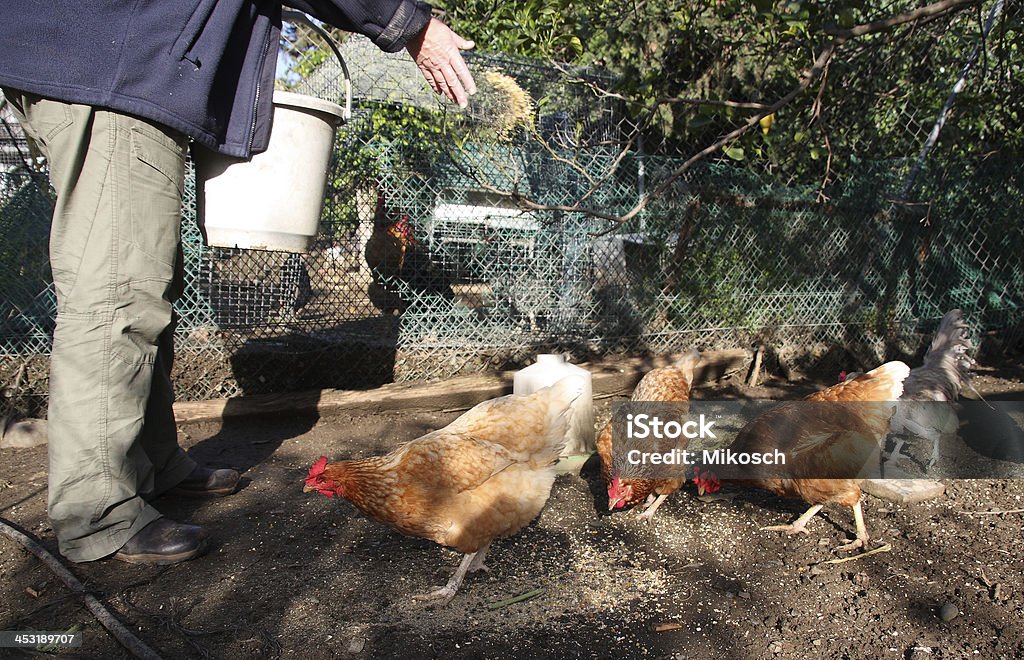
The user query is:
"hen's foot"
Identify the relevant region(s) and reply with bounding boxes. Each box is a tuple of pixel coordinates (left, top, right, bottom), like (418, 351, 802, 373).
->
(412, 546, 491, 606)
(636, 493, 670, 524)
(467, 544, 491, 573)
(636, 509, 657, 524)
(411, 585, 458, 606)
(467, 559, 490, 574)
(836, 500, 872, 553)
(761, 522, 810, 535)
(762, 503, 823, 536)
(835, 536, 876, 552)
(835, 537, 867, 552)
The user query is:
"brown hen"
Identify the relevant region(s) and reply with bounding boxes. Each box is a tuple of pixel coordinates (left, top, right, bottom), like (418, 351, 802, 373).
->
(597, 349, 701, 522)
(304, 376, 584, 604)
(364, 190, 455, 313)
(694, 360, 910, 551)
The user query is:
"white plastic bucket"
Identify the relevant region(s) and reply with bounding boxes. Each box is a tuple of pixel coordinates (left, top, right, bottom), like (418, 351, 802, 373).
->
(194, 90, 346, 253)
(513, 354, 595, 455)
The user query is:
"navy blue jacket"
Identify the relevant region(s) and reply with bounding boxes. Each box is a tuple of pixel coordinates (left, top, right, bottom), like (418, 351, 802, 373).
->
(0, 0, 431, 157)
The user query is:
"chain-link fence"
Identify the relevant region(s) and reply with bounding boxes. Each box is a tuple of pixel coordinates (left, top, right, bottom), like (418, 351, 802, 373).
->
(2, 2, 1022, 418)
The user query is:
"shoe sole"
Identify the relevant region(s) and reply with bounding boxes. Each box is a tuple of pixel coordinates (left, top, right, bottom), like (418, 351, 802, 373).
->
(113, 539, 209, 565)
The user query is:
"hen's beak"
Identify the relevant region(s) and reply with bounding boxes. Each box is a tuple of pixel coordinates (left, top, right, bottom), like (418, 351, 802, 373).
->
(608, 497, 622, 511)
(696, 484, 706, 496)
(302, 484, 314, 493)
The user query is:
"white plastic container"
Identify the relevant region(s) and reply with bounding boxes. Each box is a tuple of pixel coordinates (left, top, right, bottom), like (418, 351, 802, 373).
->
(513, 354, 594, 455)
(194, 91, 347, 253)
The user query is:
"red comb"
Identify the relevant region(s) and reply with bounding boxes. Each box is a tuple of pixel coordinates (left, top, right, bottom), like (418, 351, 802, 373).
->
(309, 456, 328, 478)
(692, 465, 721, 493)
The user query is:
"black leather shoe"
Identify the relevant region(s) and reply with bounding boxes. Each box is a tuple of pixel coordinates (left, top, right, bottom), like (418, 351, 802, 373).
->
(112, 518, 208, 565)
(167, 465, 240, 497)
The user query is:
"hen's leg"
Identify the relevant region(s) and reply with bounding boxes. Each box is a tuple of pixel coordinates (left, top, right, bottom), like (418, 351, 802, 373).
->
(466, 542, 491, 574)
(923, 427, 941, 471)
(762, 503, 823, 535)
(883, 435, 908, 476)
(836, 500, 870, 552)
(412, 551, 479, 605)
(636, 493, 670, 523)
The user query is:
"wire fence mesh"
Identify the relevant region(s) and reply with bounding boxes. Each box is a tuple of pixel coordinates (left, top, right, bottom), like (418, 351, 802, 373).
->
(2, 2, 1022, 419)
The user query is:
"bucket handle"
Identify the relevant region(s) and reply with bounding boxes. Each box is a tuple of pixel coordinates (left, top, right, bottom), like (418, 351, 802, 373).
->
(281, 9, 353, 122)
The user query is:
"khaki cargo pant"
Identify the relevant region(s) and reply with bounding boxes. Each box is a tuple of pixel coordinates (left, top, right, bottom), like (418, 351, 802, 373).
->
(4, 89, 197, 562)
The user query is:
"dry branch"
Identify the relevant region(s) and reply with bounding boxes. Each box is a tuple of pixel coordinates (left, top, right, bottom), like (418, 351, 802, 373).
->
(0, 517, 165, 660)
(824, 0, 981, 39)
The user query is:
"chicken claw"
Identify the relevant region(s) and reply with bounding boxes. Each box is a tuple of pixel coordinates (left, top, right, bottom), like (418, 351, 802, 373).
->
(467, 544, 491, 573)
(835, 537, 867, 552)
(636, 493, 671, 523)
(834, 500, 871, 553)
(761, 523, 809, 535)
(761, 503, 824, 536)
(412, 584, 459, 606)
(412, 546, 490, 606)
(636, 509, 657, 524)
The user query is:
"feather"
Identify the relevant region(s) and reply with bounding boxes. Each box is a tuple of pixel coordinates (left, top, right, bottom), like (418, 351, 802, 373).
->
(901, 309, 973, 402)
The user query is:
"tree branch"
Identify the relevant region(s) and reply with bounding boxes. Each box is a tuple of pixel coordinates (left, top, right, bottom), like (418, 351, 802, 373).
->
(824, 0, 981, 40)
(655, 96, 772, 111)
(451, 0, 983, 232)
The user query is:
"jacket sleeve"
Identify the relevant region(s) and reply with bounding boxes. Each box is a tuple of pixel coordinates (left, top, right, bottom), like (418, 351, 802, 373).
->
(285, 0, 432, 53)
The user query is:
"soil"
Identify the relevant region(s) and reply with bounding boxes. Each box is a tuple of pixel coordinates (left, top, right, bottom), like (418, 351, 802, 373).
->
(1, 363, 1023, 659)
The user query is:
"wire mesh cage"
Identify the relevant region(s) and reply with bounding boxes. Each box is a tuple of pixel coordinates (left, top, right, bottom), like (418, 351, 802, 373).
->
(2, 2, 1022, 416)
(1, 99, 54, 419)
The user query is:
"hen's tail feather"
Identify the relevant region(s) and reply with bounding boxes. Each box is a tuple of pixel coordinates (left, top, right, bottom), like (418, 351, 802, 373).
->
(859, 361, 911, 401)
(444, 376, 585, 465)
(903, 309, 974, 402)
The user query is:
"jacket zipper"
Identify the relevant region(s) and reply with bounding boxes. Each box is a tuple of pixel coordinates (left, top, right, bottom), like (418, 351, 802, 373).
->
(247, 25, 274, 153)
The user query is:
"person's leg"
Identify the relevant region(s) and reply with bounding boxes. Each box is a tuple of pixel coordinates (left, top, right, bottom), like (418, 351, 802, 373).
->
(146, 247, 239, 498)
(139, 247, 238, 498)
(137, 319, 197, 498)
(140, 249, 196, 497)
(5, 89, 195, 561)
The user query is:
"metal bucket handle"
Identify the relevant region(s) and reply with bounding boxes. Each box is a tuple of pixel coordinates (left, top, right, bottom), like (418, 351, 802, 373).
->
(281, 9, 353, 122)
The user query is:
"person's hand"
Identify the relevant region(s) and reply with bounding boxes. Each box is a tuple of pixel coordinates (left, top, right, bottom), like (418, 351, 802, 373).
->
(405, 17, 477, 108)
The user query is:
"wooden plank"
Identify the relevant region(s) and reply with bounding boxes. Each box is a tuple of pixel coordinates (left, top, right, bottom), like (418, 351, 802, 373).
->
(172, 373, 512, 425)
(172, 349, 751, 425)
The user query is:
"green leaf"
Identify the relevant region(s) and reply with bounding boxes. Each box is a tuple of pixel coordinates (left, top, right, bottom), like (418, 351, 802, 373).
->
(723, 145, 746, 161)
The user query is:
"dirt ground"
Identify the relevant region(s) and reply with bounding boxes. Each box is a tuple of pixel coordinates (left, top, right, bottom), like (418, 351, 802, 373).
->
(1, 362, 1023, 659)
